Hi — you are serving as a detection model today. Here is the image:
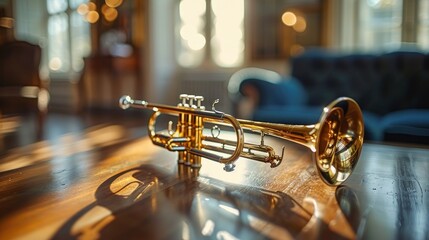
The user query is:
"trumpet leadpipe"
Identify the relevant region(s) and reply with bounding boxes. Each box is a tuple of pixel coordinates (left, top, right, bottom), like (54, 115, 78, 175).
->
(120, 95, 225, 119)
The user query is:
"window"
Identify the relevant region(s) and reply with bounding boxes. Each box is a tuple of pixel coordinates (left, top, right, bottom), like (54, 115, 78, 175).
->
(356, 0, 429, 50)
(176, 0, 244, 68)
(47, 0, 91, 74)
(418, 0, 429, 48)
(359, 0, 403, 49)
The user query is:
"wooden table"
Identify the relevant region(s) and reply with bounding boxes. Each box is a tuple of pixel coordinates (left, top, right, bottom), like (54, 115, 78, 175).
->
(0, 129, 428, 239)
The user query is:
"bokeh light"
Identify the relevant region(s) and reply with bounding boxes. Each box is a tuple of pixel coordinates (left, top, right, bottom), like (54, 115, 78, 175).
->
(282, 11, 297, 26)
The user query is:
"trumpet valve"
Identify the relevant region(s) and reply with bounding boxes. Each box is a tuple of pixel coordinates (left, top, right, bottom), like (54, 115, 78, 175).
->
(187, 95, 196, 108)
(178, 94, 189, 107)
(195, 96, 205, 110)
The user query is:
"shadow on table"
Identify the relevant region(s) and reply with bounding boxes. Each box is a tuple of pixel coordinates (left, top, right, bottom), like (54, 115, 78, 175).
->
(52, 164, 344, 239)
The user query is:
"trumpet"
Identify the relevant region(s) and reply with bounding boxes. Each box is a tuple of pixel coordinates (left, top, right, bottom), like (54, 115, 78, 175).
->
(119, 94, 364, 186)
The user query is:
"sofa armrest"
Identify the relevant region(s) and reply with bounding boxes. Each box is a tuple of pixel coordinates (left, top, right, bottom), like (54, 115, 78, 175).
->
(227, 68, 307, 119)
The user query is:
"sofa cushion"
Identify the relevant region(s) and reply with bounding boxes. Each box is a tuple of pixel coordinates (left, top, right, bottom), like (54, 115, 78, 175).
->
(290, 50, 429, 115)
(381, 109, 429, 144)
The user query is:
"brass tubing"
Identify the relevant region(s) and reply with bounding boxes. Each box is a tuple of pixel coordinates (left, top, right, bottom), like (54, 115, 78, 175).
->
(177, 114, 186, 163)
(120, 96, 228, 119)
(120, 95, 245, 166)
(186, 110, 194, 166)
(193, 114, 203, 167)
(119, 95, 363, 186)
(238, 120, 317, 151)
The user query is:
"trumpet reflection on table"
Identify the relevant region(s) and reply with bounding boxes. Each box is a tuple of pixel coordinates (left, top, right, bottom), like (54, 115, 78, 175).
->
(56, 164, 323, 239)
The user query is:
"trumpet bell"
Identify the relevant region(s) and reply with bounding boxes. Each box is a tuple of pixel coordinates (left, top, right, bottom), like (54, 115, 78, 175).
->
(315, 97, 364, 185)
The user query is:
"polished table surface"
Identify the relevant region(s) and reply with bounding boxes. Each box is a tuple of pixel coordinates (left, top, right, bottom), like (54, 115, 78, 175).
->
(0, 128, 428, 239)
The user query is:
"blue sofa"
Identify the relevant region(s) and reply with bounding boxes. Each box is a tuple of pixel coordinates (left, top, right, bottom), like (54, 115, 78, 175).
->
(228, 50, 429, 145)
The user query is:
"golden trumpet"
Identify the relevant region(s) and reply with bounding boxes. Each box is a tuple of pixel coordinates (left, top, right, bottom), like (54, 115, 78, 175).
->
(119, 94, 364, 186)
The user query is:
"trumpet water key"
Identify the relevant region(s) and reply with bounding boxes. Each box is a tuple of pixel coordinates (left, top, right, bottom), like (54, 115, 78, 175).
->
(119, 94, 364, 186)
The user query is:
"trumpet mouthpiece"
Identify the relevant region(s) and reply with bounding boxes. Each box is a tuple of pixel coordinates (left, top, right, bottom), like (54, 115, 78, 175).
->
(119, 95, 132, 109)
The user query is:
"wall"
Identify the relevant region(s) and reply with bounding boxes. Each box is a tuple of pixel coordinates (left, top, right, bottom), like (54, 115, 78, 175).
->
(146, 0, 177, 105)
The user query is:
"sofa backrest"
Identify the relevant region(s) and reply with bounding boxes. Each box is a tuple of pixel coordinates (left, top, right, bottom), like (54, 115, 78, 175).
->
(290, 50, 429, 115)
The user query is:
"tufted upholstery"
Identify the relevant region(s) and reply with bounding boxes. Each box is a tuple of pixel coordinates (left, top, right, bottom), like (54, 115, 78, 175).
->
(229, 50, 429, 145)
(291, 51, 429, 115)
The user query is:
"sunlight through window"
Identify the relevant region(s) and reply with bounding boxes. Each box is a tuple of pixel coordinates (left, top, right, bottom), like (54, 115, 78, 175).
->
(177, 0, 206, 67)
(211, 0, 244, 67)
(48, 13, 70, 72)
(47, 0, 91, 73)
(418, 0, 429, 48)
(177, 0, 244, 68)
(359, 0, 402, 50)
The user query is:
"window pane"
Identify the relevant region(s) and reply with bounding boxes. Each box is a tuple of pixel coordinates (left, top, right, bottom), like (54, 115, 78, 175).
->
(69, 0, 88, 9)
(359, 0, 402, 50)
(418, 0, 429, 49)
(211, 0, 244, 67)
(71, 12, 91, 71)
(48, 13, 70, 72)
(177, 0, 206, 67)
(47, 0, 68, 14)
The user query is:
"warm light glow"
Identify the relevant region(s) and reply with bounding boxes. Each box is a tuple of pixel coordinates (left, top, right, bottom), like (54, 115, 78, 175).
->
(20, 86, 39, 98)
(293, 16, 307, 32)
(86, 10, 99, 23)
(101, 4, 109, 14)
(180, 25, 197, 40)
(178, 0, 206, 67)
(103, 6, 118, 22)
(290, 44, 305, 56)
(180, 0, 206, 23)
(0, 116, 20, 134)
(282, 11, 297, 26)
(187, 34, 206, 50)
(177, 0, 244, 67)
(77, 3, 89, 15)
(87, 2, 97, 11)
(212, 0, 244, 20)
(211, 0, 244, 67)
(49, 57, 62, 70)
(217, 50, 241, 66)
(106, 0, 123, 8)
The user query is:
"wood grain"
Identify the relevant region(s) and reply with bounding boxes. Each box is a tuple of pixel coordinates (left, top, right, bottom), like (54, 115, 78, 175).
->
(1, 129, 428, 239)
